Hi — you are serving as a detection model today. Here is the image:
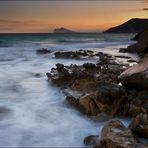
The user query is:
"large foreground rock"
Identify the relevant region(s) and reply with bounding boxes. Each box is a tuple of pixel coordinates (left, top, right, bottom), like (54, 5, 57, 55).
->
(94, 81, 127, 115)
(99, 120, 144, 148)
(129, 113, 148, 138)
(84, 120, 146, 148)
(65, 81, 128, 116)
(118, 56, 148, 90)
(79, 94, 100, 116)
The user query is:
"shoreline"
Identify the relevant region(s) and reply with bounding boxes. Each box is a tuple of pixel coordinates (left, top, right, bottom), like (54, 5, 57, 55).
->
(45, 30, 148, 147)
(0, 32, 147, 147)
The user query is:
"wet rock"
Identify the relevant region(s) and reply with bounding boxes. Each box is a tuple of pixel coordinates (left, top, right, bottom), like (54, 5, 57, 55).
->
(125, 44, 139, 53)
(95, 81, 126, 105)
(70, 81, 129, 116)
(91, 112, 111, 122)
(83, 63, 96, 70)
(84, 135, 99, 146)
(47, 63, 99, 91)
(128, 102, 141, 117)
(120, 29, 148, 56)
(131, 32, 142, 41)
(119, 48, 129, 53)
(98, 120, 144, 148)
(127, 90, 148, 117)
(54, 50, 95, 59)
(36, 48, 51, 54)
(99, 52, 112, 58)
(129, 113, 148, 138)
(47, 50, 127, 90)
(47, 61, 130, 116)
(34, 73, 42, 78)
(99, 54, 113, 65)
(127, 59, 137, 63)
(79, 94, 100, 116)
(96, 62, 127, 84)
(46, 64, 70, 86)
(119, 56, 148, 90)
(94, 81, 127, 115)
(115, 55, 131, 59)
(71, 77, 98, 92)
(56, 63, 64, 72)
(135, 90, 148, 106)
(65, 94, 79, 107)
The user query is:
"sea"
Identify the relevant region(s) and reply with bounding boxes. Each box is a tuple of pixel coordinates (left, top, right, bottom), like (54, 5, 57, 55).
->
(0, 33, 138, 147)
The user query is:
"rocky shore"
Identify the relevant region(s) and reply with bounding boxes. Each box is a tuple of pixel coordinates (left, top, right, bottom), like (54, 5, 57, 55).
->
(45, 30, 148, 147)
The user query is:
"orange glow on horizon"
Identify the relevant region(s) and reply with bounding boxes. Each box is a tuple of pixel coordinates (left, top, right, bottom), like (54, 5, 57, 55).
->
(0, 1, 147, 33)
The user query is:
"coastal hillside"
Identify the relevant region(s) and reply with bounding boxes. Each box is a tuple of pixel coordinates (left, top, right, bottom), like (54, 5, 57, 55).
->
(53, 27, 76, 33)
(104, 18, 148, 33)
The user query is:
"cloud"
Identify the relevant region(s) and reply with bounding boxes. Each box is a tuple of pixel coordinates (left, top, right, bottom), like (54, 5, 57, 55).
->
(0, 19, 55, 32)
(0, 19, 42, 25)
(143, 8, 148, 10)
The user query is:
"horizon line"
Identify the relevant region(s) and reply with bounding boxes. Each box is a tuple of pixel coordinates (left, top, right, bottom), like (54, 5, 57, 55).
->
(0, 31, 103, 34)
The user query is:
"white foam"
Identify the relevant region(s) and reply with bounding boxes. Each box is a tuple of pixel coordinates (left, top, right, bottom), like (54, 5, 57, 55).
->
(0, 34, 134, 146)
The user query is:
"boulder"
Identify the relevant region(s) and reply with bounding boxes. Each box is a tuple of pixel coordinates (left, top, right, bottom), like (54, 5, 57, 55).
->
(127, 90, 148, 117)
(36, 48, 51, 54)
(94, 81, 127, 115)
(56, 63, 64, 72)
(129, 113, 148, 138)
(128, 102, 141, 117)
(34, 73, 42, 78)
(65, 94, 79, 107)
(95, 81, 126, 105)
(83, 63, 97, 72)
(118, 56, 148, 90)
(54, 50, 95, 59)
(98, 120, 144, 148)
(46, 64, 70, 86)
(94, 81, 129, 116)
(119, 48, 129, 53)
(84, 120, 146, 148)
(84, 135, 99, 146)
(79, 94, 100, 116)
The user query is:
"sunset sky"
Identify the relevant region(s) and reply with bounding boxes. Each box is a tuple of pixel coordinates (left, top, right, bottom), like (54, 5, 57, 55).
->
(0, 1, 147, 33)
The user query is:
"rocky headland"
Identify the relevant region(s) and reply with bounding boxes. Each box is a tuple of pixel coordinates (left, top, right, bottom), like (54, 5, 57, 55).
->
(104, 18, 148, 33)
(45, 29, 148, 147)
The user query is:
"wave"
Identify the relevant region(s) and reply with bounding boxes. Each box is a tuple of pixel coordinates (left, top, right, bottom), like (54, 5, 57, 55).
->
(0, 58, 14, 62)
(0, 40, 11, 47)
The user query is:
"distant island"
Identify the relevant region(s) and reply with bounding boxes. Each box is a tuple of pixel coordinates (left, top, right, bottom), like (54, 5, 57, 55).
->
(53, 27, 76, 33)
(104, 18, 148, 33)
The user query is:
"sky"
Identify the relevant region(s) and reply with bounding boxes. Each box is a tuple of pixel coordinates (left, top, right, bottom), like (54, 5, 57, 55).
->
(0, 1, 147, 33)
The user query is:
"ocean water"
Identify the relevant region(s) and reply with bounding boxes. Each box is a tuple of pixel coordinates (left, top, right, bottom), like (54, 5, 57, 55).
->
(0, 33, 136, 147)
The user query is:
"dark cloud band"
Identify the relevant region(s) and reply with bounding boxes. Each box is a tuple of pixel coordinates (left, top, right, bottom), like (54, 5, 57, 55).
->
(143, 8, 148, 10)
